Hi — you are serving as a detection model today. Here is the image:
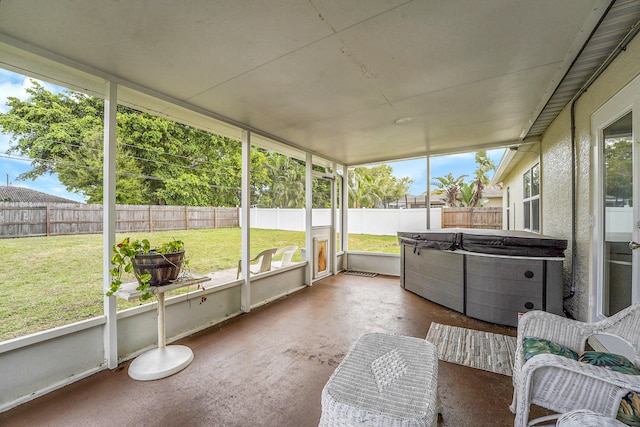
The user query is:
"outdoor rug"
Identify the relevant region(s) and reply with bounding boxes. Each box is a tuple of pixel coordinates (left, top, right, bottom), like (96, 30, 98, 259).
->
(343, 270, 378, 277)
(426, 322, 517, 376)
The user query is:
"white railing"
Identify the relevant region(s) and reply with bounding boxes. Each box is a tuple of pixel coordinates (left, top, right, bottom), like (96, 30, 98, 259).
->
(248, 208, 442, 235)
(2, 207, 442, 411)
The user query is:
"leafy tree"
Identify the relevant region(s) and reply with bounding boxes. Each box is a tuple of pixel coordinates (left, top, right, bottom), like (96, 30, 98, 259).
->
(249, 151, 337, 208)
(55, 129, 150, 203)
(0, 81, 244, 206)
(348, 165, 412, 208)
(1, 83, 104, 183)
(312, 176, 332, 208)
(431, 173, 466, 207)
(604, 138, 632, 206)
(1, 81, 414, 210)
(349, 167, 381, 208)
(257, 151, 305, 208)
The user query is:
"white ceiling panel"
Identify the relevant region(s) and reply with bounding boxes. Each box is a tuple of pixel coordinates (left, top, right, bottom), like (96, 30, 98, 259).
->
(188, 35, 389, 130)
(0, 0, 621, 165)
(330, 0, 601, 102)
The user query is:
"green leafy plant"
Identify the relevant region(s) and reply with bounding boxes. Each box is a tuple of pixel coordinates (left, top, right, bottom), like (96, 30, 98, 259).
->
(106, 237, 188, 300)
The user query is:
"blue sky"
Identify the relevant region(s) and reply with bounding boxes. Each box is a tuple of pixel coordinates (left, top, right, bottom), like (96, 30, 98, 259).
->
(0, 68, 504, 202)
(385, 149, 504, 196)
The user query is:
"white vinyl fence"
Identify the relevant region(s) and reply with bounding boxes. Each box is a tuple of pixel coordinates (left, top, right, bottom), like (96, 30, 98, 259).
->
(606, 207, 634, 241)
(248, 208, 442, 236)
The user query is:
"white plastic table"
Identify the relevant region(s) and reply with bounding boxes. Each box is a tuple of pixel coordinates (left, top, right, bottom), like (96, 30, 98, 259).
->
(115, 275, 211, 381)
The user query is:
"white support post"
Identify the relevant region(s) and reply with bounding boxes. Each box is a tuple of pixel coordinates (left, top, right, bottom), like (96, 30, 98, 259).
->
(240, 130, 251, 312)
(426, 156, 431, 230)
(305, 153, 313, 286)
(331, 162, 338, 275)
(341, 165, 349, 254)
(103, 82, 118, 369)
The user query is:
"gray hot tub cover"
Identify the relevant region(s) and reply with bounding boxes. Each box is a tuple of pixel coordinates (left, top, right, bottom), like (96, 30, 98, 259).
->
(398, 229, 567, 257)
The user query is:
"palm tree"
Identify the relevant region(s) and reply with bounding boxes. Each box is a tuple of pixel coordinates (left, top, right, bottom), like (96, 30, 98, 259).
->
(264, 153, 305, 208)
(348, 167, 383, 208)
(457, 183, 476, 207)
(471, 151, 495, 207)
(431, 173, 467, 207)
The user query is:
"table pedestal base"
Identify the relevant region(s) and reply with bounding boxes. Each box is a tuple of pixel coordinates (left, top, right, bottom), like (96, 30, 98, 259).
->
(128, 345, 194, 381)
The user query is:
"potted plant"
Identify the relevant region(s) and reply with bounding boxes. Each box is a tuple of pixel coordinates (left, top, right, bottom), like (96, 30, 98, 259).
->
(106, 237, 188, 300)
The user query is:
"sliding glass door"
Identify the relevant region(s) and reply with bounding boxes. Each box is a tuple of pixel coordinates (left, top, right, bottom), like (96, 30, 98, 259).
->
(592, 77, 640, 319)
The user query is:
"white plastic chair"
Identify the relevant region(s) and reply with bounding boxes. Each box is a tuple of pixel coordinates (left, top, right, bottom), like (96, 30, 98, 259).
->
(510, 303, 640, 427)
(271, 245, 298, 269)
(236, 248, 277, 279)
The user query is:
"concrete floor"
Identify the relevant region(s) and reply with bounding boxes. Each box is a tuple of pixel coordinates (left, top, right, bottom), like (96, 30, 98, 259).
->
(0, 273, 550, 427)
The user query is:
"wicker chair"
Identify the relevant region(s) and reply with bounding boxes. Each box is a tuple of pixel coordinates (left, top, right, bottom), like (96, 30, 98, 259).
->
(510, 303, 640, 427)
(556, 410, 627, 427)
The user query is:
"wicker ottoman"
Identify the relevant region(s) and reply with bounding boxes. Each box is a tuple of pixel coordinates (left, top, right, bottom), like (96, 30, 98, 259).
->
(320, 333, 439, 427)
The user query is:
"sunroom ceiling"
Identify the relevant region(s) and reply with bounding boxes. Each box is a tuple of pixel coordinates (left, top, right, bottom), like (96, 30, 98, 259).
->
(0, 0, 624, 166)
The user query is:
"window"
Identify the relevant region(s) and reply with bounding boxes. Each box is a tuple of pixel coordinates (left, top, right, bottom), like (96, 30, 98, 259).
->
(523, 164, 540, 232)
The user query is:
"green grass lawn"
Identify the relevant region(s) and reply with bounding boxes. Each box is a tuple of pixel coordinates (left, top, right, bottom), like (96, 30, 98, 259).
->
(0, 228, 399, 341)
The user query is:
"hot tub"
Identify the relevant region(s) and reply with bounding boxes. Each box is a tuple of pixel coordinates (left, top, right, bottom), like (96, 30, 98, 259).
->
(398, 229, 567, 327)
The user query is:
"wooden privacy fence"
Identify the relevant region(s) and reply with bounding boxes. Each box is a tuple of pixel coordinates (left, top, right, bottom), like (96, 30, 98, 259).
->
(441, 207, 502, 229)
(0, 202, 239, 238)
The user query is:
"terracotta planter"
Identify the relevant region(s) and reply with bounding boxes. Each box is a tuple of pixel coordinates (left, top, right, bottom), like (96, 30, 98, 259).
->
(132, 250, 185, 286)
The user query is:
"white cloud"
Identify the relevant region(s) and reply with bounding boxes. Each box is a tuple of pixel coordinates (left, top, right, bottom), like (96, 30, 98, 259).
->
(0, 70, 66, 113)
(0, 79, 27, 113)
(0, 133, 12, 153)
(442, 152, 475, 159)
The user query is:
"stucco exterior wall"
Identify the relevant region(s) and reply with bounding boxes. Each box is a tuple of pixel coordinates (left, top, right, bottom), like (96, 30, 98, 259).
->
(540, 33, 640, 321)
(499, 149, 540, 231)
(539, 105, 576, 315)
